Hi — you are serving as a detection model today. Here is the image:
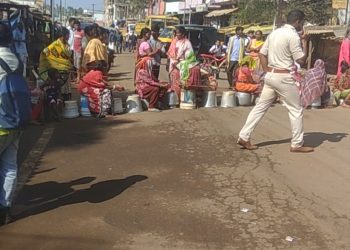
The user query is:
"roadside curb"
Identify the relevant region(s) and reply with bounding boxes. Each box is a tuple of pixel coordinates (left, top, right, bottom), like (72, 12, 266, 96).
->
(14, 125, 55, 200)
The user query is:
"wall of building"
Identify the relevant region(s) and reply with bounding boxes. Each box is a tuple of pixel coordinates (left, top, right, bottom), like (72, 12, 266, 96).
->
(165, 0, 204, 14)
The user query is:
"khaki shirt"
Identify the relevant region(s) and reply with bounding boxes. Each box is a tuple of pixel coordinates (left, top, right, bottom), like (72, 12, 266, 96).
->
(260, 24, 304, 70)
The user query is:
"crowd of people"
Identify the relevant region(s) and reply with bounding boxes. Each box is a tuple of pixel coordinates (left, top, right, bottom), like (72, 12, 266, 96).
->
(135, 25, 221, 111)
(2, 8, 350, 226)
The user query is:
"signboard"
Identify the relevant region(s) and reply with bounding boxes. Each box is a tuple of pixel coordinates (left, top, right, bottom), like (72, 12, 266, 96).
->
(333, 0, 347, 9)
(196, 4, 208, 13)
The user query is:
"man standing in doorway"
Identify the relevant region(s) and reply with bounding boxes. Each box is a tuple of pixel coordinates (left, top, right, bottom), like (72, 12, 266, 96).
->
(226, 26, 246, 88)
(237, 10, 313, 153)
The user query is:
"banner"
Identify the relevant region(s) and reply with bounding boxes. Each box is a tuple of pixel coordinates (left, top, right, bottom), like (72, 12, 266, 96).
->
(333, 0, 347, 9)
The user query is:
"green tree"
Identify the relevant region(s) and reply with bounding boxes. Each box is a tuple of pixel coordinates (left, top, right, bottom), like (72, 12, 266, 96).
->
(234, 0, 331, 25)
(129, 0, 147, 18)
(235, 0, 277, 25)
(285, 0, 331, 25)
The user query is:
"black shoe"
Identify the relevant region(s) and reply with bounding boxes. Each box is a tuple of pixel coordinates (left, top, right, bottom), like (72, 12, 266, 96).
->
(0, 206, 11, 226)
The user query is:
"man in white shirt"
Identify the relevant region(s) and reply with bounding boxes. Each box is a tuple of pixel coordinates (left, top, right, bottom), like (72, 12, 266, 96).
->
(226, 26, 246, 87)
(67, 17, 76, 54)
(237, 10, 313, 153)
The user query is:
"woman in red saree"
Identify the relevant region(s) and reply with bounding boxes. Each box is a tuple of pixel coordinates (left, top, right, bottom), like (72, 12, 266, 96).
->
(78, 61, 123, 117)
(135, 57, 168, 111)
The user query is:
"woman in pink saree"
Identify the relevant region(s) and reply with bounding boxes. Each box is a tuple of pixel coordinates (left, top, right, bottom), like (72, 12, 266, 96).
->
(337, 28, 350, 78)
(167, 26, 200, 98)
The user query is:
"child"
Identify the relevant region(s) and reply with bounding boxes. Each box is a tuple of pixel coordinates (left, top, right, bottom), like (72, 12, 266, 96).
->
(209, 40, 224, 58)
(40, 68, 64, 121)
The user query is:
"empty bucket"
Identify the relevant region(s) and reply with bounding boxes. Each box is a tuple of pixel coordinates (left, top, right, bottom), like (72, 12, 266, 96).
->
(220, 91, 237, 108)
(311, 96, 321, 109)
(166, 91, 179, 108)
(63, 100, 79, 119)
(80, 95, 91, 117)
(112, 97, 124, 114)
(180, 89, 196, 110)
(236, 92, 252, 106)
(126, 94, 143, 113)
(202, 91, 217, 108)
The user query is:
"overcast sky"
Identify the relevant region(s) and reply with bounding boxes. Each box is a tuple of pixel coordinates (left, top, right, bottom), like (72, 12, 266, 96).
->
(64, 0, 103, 11)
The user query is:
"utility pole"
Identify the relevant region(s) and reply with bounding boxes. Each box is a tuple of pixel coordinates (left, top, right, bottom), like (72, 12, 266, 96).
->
(183, 0, 186, 24)
(64, 0, 66, 24)
(346, 0, 350, 25)
(59, 0, 62, 22)
(51, 0, 54, 41)
(92, 4, 95, 18)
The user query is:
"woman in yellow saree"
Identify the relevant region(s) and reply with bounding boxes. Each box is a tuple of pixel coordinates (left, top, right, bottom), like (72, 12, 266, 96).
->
(39, 27, 72, 100)
(247, 30, 264, 71)
(81, 26, 108, 72)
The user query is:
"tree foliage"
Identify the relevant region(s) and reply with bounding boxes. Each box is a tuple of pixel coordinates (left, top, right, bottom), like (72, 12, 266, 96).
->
(234, 0, 331, 25)
(112, 0, 147, 18)
(129, 0, 147, 17)
(284, 0, 331, 25)
(235, 0, 277, 25)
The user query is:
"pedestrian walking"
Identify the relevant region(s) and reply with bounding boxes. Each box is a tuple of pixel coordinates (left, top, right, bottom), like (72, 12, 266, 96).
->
(0, 22, 31, 225)
(115, 31, 123, 54)
(129, 32, 137, 53)
(226, 26, 246, 88)
(66, 18, 76, 55)
(237, 10, 314, 153)
(125, 33, 130, 52)
(73, 20, 84, 83)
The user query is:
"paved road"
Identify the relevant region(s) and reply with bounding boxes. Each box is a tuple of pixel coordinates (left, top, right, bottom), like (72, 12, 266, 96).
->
(1, 52, 350, 249)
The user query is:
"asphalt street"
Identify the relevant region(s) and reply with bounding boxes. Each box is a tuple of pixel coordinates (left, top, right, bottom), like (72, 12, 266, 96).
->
(0, 52, 349, 250)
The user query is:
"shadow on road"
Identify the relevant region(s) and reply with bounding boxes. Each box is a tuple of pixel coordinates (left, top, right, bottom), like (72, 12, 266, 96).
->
(108, 72, 131, 78)
(108, 71, 132, 81)
(256, 132, 348, 148)
(46, 118, 136, 151)
(13, 175, 147, 221)
(18, 118, 136, 185)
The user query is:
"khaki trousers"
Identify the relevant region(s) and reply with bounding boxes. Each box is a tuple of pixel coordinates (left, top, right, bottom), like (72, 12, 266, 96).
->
(239, 72, 304, 148)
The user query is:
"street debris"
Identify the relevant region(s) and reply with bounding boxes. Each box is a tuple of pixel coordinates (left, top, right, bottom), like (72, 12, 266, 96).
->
(241, 208, 249, 213)
(285, 236, 294, 242)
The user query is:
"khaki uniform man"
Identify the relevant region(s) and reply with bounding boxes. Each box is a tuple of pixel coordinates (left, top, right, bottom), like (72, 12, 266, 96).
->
(237, 10, 314, 153)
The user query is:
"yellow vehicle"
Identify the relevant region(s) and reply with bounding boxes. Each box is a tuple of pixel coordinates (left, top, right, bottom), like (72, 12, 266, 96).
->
(159, 26, 175, 44)
(145, 15, 180, 30)
(135, 21, 146, 36)
(120, 23, 136, 38)
(159, 26, 175, 56)
(135, 16, 180, 36)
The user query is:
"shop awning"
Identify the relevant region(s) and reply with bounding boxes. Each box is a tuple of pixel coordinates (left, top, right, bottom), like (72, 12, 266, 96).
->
(205, 8, 238, 18)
